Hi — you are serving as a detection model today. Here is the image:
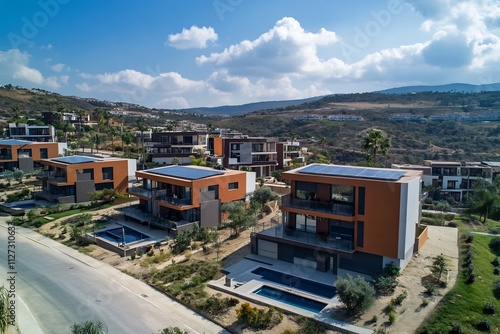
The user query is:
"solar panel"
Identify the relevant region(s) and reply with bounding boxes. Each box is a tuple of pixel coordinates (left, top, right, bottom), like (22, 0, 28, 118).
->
(52, 156, 102, 164)
(298, 164, 407, 181)
(147, 165, 224, 180)
(0, 139, 34, 146)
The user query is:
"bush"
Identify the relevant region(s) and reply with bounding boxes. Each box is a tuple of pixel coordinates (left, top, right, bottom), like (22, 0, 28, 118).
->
(392, 291, 408, 306)
(335, 274, 375, 314)
(198, 296, 239, 316)
(494, 267, 500, 276)
(373, 275, 398, 296)
(493, 280, 500, 299)
(296, 317, 328, 334)
(382, 263, 401, 277)
(476, 318, 492, 332)
(483, 301, 496, 315)
(464, 233, 475, 243)
(493, 257, 500, 267)
(448, 221, 458, 228)
(236, 303, 282, 329)
(490, 237, 500, 254)
(449, 323, 463, 334)
(388, 311, 396, 325)
(421, 298, 429, 307)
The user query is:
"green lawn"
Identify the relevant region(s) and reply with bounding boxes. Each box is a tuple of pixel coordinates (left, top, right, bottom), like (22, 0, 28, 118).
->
(418, 233, 500, 333)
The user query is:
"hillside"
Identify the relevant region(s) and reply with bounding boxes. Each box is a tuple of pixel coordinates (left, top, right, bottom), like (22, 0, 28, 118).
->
(378, 82, 500, 94)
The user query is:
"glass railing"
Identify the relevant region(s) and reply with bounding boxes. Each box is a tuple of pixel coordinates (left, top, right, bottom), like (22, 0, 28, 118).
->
(280, 195, 354, 216)
(157, 194, 192, 206)
(128, 187, 152, 198)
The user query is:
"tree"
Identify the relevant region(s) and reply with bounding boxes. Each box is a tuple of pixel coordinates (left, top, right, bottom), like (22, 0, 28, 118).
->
(318, 136, 327, 151)
(360, 128, 391, 167)
(431, 253, 449, 285)
(467, 177, 500, 224)
(137, 116, 148, 166)
(249, 187, 279, 216)
(221, 201, 256, 236)
(335, 274, 375, 314)
(122, 130, 134, 157)
(12, 168, 24, 184)
(108, 126, 120, 156)
(70, 320, 108, 334)
(0, 286, 10, 334)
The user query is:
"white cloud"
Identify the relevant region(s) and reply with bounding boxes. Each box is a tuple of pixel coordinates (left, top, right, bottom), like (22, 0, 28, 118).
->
(167, 26, 218, 49)
(155, 96, 190, 109)
(51, 63, 65, 72)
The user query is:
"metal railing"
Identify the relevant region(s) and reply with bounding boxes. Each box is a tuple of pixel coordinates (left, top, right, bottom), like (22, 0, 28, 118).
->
(280, 194, 354, 216)
(128, 187, 153, 198)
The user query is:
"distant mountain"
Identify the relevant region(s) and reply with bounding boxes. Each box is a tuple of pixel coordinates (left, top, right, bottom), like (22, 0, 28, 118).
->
(378, 82, 500, 94)
(180, 96, 324, 116)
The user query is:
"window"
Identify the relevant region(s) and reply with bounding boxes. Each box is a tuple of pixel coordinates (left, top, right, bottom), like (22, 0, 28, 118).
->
(82, 168, 94, 180)
(329, 219, 354, 241)
(447, 180, 456, 189)
(296, 214, 317, 233)
(231, 143, 241, 150)
(18, 149, 32, 158)
(229, 182, 238, 190)
(40, 148, 48, 159)
(358, 187, 365, 215)
(207, 185, 219, 199)
(102, 167, 113, 180)
(331, 184, 354, 204)
(357, 221, 364, 247)
(295, 181, 318, 200)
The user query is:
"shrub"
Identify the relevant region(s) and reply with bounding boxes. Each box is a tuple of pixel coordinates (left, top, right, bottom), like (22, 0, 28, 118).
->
(382, 263, 401, 277)
(371, 315, 378, 323)
(198, 296, 239, 316)
(494, 267, 500, 276)
(489, 237, 500, 253)
(493, 257, 500, 267)
(392, 291, 408, 306)
(335, 275, 375, 314)
(464, 233, 475, 243)
(467, 271, 476, 284)
(421, 298, 429, 307)
(448, 221, 458, 228)
(384, 303, 395, 314)
(444, 214, 455, 221)
(483, 301, 496, 315)
(296, 317, 328, 334)
(388, 311, 396, 325)
(373, 275, 398, 296)
(493, 280, 500, 299)
(424, 283, 436, 296)
(476, 318, 492, 332)
(449, 323, 463, 334)
(236, 303, 282, 329)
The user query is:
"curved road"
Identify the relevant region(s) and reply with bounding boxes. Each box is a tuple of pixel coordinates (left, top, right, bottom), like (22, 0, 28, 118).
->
(0, 219, 228, 334)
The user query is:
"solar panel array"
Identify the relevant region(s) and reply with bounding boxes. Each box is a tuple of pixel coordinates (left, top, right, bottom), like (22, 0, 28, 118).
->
(298, 164, 407, 181)
(148, 165, 224, 180)
(52, 156, 102, 164)
(0, 139, 34, 146)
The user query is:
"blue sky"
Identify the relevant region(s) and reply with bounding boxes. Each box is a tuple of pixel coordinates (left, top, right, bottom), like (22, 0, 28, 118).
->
(1, 0, 499, 109)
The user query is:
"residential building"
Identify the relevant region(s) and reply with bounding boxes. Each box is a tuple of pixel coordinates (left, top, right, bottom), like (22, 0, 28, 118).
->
(0, 139, 66, 173)
(389, 114, 426, 122)
(326, 115, 364, 121)
(392, 160, 495, 202)
(276, 140, 307, 170)
(252, 164, 424, 278)
(35, 155, 136, 204)
(147, 131, 208, 165)
(7, 123, 56, 142)
(127, 165, 255, 233)
(210, 136, 278, 177)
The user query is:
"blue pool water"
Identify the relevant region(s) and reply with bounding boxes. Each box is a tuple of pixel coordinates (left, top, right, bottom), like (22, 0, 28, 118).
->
(253, 285, 327, 313)
(96, 227, 150, 244)
(251, 267, 336, 298)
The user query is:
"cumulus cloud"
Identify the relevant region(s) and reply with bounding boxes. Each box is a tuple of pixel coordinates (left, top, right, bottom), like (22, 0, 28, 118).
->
(167, 26, 218, 49)
(0, 49, 68, 88)
(51, 63, 65, 72)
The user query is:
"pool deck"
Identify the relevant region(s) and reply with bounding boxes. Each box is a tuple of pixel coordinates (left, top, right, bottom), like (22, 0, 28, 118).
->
(209, 254, 373, 334)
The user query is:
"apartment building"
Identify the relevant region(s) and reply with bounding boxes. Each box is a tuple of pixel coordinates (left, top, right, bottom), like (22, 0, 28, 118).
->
(35, 155, 136, 203)
(0, 139, 65, 173)
(392, 160, 495, 202)
(7, 123, 56, 142)
(128, 165, 255, 233)
(276, 140, 307, 170)
(148, 131, 208, 165)
(210, 136, 278, 178)
(252, 164, 424, 277)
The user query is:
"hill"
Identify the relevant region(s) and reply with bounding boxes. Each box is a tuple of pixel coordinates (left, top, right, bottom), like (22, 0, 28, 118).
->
(378, 82, 500, 94)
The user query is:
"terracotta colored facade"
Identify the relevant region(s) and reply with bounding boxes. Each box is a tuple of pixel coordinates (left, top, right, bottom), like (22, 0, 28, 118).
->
(36, 156, 133, 203)
(252, 164, 424, 277)
(0, 140, 60, 172)
(128, 165, 255, 233)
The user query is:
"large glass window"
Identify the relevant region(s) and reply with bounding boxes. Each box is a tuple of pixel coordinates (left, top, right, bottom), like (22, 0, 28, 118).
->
(40, 148, 48, 159)
(295, 181, 318, 200)
(102, 167, 113, 180)
(296, 214, 317, 233)
(331, 184, 354, 204)
(329, 219, 354, 242)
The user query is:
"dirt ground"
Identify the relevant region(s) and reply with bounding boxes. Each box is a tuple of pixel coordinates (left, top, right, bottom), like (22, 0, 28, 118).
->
(37, 205, 459, 334)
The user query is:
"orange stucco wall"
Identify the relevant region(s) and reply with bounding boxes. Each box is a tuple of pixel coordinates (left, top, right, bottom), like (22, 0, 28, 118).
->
(415, 225, 428, 251)
(42, 159, 130, 194)
(0, 142, 59, 162)
(213, 137, 224, 156)
(285, 172, 403, 259)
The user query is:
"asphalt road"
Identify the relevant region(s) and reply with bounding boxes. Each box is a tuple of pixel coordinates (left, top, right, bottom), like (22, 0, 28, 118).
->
(0, 219, 228, 334)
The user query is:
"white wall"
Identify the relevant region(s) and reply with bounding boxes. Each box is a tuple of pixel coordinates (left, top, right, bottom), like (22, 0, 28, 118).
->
(398, 178, 419, 260)
(127, 159, 137, 182)
(246, 171, 256, 194)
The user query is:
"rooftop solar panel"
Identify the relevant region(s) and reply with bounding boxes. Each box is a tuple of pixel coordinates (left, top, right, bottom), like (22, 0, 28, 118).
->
(52, 156, 102, 164)
(0, 139, 34, 145)
(298, 164, 407, 181)
(147, 165, 224, 180)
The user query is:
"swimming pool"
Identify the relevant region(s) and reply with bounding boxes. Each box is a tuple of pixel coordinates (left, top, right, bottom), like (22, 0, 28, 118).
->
(253, 285, 327, 313)
(96, 226, 150, 244)
(251, 267, 336, 298)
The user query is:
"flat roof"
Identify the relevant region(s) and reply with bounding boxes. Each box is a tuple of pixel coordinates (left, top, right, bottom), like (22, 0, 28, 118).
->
(482, 161, 500, 167)
(51, 156, 102, 164)
(146, 165, 224, 180)
(0, 139, 35, 146)
(296, 164, 408, 181)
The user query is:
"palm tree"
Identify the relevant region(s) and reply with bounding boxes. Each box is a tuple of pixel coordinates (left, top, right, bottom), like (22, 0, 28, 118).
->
(360, 128, 391, 167)
(108, 126, 120, 156)
(70, 320, 108, 334)
(121, 130, 134, 157)
(136, 116, 148, 166)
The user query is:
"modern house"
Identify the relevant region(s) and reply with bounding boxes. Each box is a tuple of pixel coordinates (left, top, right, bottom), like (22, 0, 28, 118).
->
(147, 131, 208, 165)
(276, 140, 307, 170)
(392, 160, 495, 203)
(0, 139, 66, 173)
(210, 135, 278, 178)
(252, 164, 424, 278)
(7, 123, 56, 142)
(127, 165, 255, 233)
(35, 155, 136, 203)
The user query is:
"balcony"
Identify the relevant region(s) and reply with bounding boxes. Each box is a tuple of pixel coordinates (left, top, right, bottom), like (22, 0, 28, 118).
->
(0, 155, 12, 160)
(280, 194, 354, 216)
(38, 171, 67, 183)
(157, 194, 192, 206)
(128, 187, 153, 198)
(260, 225, 354, 253)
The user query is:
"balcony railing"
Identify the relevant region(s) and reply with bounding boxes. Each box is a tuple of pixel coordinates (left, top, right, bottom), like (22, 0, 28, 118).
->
(128, 187, 153, 198)
(280, 194, 354, 216)
(0, 155, 12, 160)
(263, 225, 354, 252)
(157, 194, 192, 206)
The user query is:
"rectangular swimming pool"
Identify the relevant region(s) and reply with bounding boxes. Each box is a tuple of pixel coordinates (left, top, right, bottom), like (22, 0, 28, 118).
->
(96, 226, 150, 244)
(251, 267, 336, 298)
(253, 285, 327, 313)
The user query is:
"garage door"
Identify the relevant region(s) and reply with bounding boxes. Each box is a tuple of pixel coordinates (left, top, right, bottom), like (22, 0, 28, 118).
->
(257, 240, 278, 259)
